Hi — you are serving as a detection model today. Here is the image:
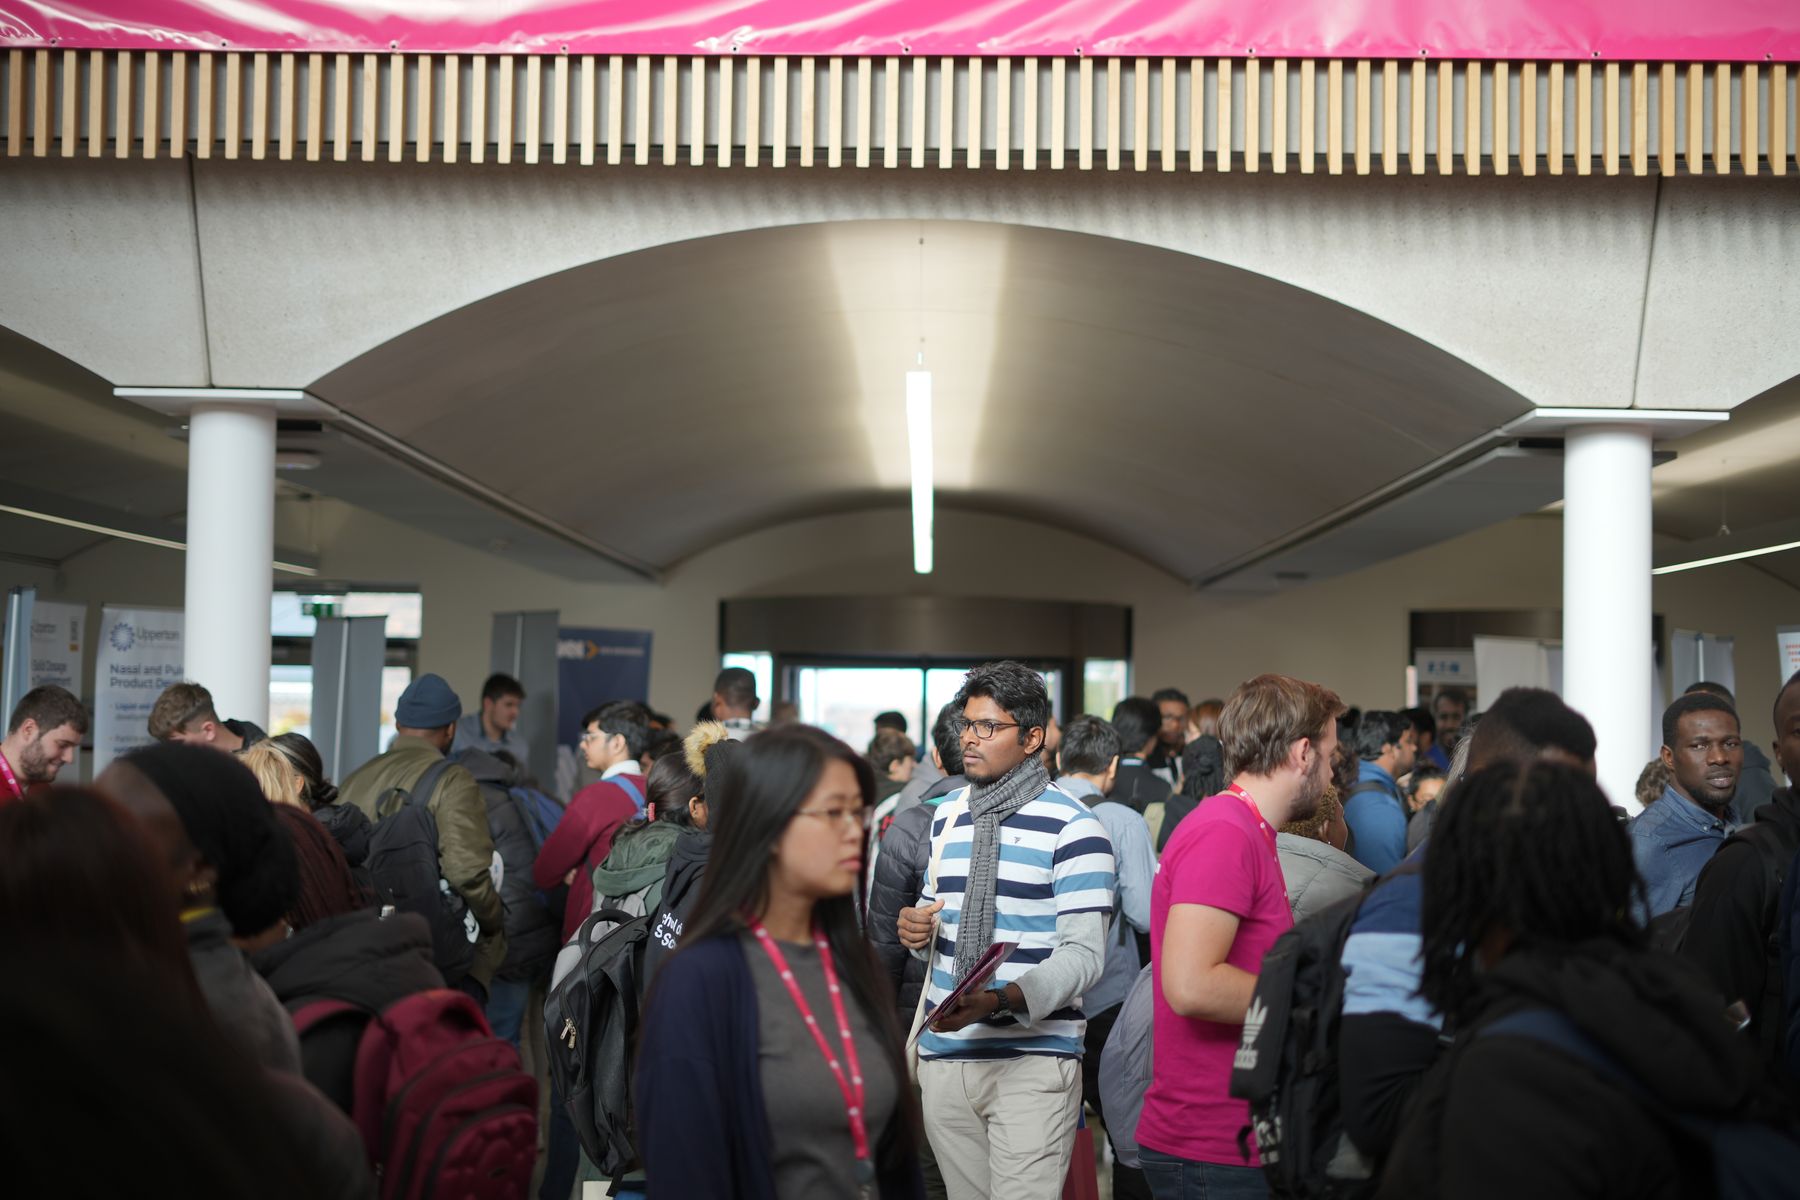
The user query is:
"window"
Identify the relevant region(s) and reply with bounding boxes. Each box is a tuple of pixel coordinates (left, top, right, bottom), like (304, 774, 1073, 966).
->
(268, 591, 422, 745)
(793, 666, 927, 747)
(1083, 659, 1130, 718)
(271, 591, 422, 639)
(720, 652, 774, 723)
(781, 662, 1067, 748)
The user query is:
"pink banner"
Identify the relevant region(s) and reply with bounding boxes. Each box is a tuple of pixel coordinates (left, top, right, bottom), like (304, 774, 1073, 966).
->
(0, 1, 1794, 62)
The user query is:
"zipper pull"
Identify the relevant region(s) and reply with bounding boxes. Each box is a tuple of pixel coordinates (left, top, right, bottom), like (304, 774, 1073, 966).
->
(561, 1017, 577, 1050)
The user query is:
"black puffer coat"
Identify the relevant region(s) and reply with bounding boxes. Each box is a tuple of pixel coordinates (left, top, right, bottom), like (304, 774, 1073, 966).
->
(254, 908, 443, 1111)
(458, 748, 565, 981)
(314, 801, 374, 898)
(868, 774, 965, 1026)
(643, 828, 712, 988)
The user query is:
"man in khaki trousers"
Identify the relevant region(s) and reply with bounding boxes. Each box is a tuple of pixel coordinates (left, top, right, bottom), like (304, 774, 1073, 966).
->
(899, 662, 1114, 1200)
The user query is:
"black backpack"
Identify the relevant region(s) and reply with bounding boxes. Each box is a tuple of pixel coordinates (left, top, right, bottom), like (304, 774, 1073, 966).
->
(366, 758, 478, 987)
(542, 906, 652, 1181)
(1482, 1007, 1800, 1199)
(455, 750, 566, 981)
(1651, 820, 1795, 1059)
(1229, 890, 1376, 1199)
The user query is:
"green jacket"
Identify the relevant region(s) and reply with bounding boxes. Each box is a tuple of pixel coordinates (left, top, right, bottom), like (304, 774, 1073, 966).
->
(590, 820, 683, 916)
(338, 735, 507, 988)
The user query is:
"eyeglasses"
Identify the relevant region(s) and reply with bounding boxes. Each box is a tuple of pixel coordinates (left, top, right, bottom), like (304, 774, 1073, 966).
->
(794, 806, 871, 833)
(953, 718, 1022, 742)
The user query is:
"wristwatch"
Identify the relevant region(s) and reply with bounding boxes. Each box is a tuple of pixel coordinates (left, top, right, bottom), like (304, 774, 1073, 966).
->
(987, 984, 1013, 1019)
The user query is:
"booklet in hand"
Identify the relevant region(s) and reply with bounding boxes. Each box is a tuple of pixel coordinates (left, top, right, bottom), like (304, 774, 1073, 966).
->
(929, 941, 1019, 1028)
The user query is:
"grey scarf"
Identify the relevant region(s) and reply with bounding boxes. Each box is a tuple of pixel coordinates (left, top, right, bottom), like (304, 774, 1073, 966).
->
(952, 755, 1050, 982)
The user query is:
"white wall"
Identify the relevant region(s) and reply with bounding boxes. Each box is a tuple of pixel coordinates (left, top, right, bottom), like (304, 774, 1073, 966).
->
(319, 500, 1800, 755)
(8, 502, 1795, 779)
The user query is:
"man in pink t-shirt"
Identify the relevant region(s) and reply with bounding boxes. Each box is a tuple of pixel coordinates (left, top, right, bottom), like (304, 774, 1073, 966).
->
(1137, 674, 1343, 1199)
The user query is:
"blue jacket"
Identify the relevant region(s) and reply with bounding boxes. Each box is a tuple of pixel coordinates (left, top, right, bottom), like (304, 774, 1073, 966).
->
(1344, 761, 1409, 875)
(1338, 847, 1441, 1157)
(635, 933, 922, 1200)
(1630, 785, 1738, 918)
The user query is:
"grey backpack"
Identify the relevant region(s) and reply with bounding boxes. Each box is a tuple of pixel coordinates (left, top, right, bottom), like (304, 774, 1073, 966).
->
(1098, 963, 1155, 1169)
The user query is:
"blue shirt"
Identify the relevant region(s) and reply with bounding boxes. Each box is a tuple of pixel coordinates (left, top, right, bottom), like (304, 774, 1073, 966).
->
(1057, 776, 1156, 1014)
(1341, 854, 1439, 1031)
(1630, 784, 1739, 918)
(1344, 761, 1409, 876)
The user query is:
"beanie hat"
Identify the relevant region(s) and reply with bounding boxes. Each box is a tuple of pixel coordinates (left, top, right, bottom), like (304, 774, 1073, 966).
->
(396, 674, 462, 729)
(121, 742, 300, 937)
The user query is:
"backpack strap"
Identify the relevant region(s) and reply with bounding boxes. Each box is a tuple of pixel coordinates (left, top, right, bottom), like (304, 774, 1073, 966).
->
(1480, 1007, 1738, 1151)
(1480, 1009, 1626, 1080)
(407, 756, 456, 810)
(1346, 779, 1391, 800)
(610, 775, 645, 812)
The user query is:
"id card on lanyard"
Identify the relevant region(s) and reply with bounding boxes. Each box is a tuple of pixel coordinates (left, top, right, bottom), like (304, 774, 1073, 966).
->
(748, 920, 878, 1197)
(0, 750, 22, 803)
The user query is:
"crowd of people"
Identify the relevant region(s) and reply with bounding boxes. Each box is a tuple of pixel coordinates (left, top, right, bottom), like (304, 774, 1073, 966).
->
(2, 656, 1798, 1199)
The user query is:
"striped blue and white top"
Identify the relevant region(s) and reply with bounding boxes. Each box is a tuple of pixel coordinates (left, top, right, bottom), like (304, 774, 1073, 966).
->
(917, 782, 1117, 1061)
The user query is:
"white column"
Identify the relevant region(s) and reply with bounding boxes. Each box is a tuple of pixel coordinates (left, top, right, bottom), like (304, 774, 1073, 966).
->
(184, 402, 276, 727)
(1563, 423, 1654, 810)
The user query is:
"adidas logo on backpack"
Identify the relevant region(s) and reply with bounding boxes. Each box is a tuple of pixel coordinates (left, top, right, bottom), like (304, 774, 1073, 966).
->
(1235, 998, 1268, 1072)
(294, 988, 537, 1200)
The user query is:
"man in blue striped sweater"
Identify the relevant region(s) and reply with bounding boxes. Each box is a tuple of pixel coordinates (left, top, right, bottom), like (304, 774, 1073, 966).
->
(899, 661, 1116, 1200)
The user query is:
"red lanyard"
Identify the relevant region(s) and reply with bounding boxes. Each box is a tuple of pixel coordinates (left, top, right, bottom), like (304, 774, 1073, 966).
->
(1225, 783, 1278, 856)
(747, 919, 875, 1189)
(0, 750, 20, 803)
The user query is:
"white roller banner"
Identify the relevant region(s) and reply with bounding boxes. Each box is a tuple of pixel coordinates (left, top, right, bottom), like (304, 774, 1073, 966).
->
(30, 600, 87, 694)
(92, 605, 184, 772)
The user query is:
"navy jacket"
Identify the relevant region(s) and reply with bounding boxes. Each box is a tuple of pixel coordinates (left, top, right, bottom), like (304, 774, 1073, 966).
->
(635, 933, 922, 1200)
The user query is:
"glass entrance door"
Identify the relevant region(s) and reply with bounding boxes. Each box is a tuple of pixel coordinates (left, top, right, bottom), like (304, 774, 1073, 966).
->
(793, 666, 928, 747)
(787, 660, 1067, 748)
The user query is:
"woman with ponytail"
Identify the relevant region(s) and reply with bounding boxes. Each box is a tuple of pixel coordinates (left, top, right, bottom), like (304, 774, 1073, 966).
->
(639, 721, 744, 985)
(588, 745, 706, 919)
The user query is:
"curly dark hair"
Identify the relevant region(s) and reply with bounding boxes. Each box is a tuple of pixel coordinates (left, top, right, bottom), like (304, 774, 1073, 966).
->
(1418, 760, 1644, 1019)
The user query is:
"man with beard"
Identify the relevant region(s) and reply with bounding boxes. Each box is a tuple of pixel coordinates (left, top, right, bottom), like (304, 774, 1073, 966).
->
(1134, 674, 1342, 1198)
(0, 686, 87, 803)
(1631, 692, 1746, 917)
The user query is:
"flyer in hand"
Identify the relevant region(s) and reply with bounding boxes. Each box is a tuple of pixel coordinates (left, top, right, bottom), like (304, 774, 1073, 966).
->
(928, 941, 1019, 1028)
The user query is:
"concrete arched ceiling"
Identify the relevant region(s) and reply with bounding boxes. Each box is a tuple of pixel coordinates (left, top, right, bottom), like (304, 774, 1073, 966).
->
(310, 220, 1531, 580)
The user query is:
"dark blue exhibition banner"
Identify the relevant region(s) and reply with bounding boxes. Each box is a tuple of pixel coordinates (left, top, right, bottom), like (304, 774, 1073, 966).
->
(556, 627, 653, 745)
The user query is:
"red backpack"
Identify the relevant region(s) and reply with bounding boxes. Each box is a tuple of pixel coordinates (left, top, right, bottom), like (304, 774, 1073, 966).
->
(294, 989, 537, 1200)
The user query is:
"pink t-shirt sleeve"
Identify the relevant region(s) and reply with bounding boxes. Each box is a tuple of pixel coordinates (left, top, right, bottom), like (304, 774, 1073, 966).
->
(1165, 820, 1261, 918)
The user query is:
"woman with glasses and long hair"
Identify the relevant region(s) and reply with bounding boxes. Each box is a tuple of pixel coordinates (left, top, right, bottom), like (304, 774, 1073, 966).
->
(635, 724, 922, 1200)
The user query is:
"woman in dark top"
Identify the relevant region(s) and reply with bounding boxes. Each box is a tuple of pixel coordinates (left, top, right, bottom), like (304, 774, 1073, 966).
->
(636, 724, 922, 1200)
